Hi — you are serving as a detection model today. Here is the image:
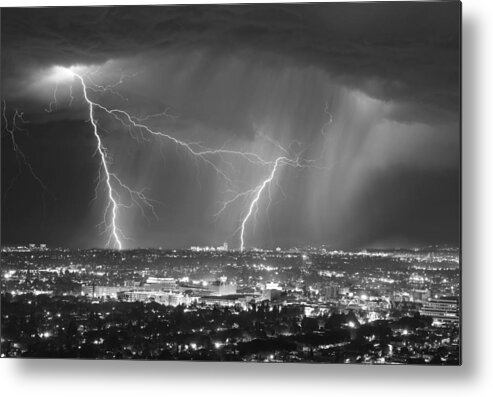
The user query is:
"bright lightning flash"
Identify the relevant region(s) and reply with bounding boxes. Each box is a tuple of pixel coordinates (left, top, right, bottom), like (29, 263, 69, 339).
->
(5, 64, 329, 251)
(239, 156, 284, 251)
(52, 66, 158, 250)
(235, 154, 325, 252)
(49, 66, 274, 250)
(73, 71, 123, 249)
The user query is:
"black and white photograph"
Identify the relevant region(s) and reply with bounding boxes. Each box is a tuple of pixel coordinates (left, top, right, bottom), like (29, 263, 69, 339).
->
(1, 1, 461, 366)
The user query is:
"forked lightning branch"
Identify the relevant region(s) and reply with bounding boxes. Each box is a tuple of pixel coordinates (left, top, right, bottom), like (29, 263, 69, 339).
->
(3, 65, 325, 250)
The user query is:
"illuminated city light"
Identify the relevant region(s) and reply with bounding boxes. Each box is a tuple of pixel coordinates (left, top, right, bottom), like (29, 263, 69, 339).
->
(1, 245, 460, 362)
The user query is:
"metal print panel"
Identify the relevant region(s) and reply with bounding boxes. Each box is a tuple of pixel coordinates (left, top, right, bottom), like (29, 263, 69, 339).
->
(0, 1, 461, 364)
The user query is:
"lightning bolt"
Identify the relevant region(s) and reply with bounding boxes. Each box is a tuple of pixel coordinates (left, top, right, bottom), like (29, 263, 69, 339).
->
(235, 155, 327, 251)
(2, 101, 54, 201)
(6, 64, 331, 251)
(68, 85, 75, 107)
(45, 83, 59, 113)
(66, 72, 274, 190)
(321, 100, 334, 135)
(73, 72, 126, 249)
(65, 68, 276, 249)
(71, 71, 166, 249)
(133, 107, 179, 122)
(67, 69, 288, 213)
(239, 157, 284, 251)
(213, 123, 331, 251)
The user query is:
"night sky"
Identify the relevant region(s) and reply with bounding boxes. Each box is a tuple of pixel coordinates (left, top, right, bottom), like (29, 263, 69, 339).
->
(1, 2, 461, 250)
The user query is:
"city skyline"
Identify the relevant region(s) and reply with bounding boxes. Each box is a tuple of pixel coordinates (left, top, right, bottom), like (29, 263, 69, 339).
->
(1, 3, 460, 251)
(1, 244, 461, 363)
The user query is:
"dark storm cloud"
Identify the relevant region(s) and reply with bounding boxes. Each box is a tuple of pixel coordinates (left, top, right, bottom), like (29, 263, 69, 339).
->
(2, 2, 460, 120)
(1, 2, 461, 250)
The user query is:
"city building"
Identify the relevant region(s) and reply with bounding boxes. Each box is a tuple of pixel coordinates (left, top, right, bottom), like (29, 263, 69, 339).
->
(411, 289, 431, 302)
(420, 297, 459, 326)
(118, 290, 193, 306)
(81, 285, 129, 299)
(143, 277, 177, 291)
(199, 293, 258, 308)
(208, 277, 237, 296)
(323, 284, 340, 299)
(216, 242, 229, 252)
